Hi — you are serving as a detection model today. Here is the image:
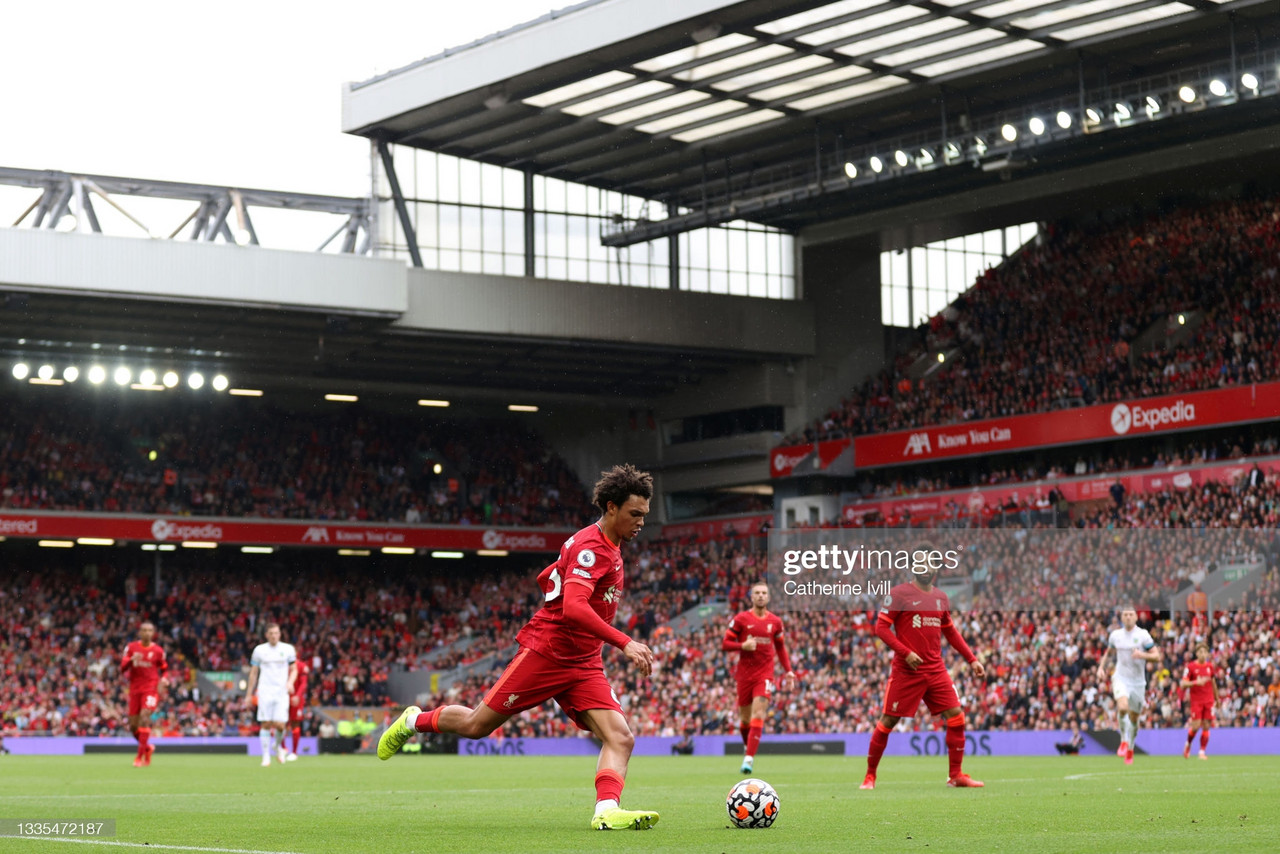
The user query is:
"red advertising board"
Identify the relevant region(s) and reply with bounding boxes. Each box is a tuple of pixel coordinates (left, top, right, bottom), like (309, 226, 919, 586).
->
(660, 513, 772, 542)
(769, 440, 853, 477)
(852, 382, 1280, 469)
(842, 455, 1280, 523)
(0, 512, 569, 553)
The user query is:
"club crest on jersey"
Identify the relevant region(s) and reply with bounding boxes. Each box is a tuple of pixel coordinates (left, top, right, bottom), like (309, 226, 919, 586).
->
(572, 567, 592, 579)
(503, 693, 519, 708)
(577, 549, 596, 568)
(882, 594, 892, 608)
(601, 584, 621, 604)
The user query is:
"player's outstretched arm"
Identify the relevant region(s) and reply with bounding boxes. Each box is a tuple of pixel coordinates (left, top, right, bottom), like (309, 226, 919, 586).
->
(560, 579, 634, 650)
(621, 640, 655, 677)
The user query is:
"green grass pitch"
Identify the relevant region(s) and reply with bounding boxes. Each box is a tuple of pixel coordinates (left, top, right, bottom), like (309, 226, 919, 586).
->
(1, 753, 1276, 853)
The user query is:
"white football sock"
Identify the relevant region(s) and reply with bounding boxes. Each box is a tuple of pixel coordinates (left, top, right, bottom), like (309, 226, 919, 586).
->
(259, 729, 272, 757)
(594, 799, 618, 814)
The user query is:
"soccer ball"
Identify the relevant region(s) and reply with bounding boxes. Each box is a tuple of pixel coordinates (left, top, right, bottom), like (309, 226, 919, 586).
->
(726, 777, 779, 828)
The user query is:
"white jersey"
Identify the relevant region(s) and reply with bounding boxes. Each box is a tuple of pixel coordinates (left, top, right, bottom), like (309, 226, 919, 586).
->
(1107, 626, 1155, 687)
(250, 642, 297, 698)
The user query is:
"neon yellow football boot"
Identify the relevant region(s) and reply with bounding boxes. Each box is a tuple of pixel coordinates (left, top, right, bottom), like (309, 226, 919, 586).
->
(376, 705, 421, 760)
(591, 807, 659, 830)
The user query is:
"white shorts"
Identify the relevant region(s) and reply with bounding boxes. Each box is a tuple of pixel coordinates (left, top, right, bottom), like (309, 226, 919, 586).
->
(1111, 676, 1146, 711)
(257, 692, 290, 723)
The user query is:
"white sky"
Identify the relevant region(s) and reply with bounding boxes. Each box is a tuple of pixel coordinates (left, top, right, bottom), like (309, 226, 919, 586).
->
(1, 0, 563, 198)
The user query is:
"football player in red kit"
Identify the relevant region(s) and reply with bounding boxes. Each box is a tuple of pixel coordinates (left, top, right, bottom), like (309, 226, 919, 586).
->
(378, 464, 660, 831)
(1181, 643, 1218, 759)
(120, 621, 168, 767)
(862, 554, 985, 790)
(287, 656, 311, 760)
(723, 582, 794, 773)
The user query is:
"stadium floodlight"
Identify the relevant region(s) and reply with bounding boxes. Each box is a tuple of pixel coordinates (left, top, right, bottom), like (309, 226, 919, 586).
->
(1145, 95, 1161, 115)
(241, 546, 275, 554)
(1241, 73, 1259, 91)
(1056, 111, 1072, 129)
(937, 353, 945, 363)
(37, 364, 54, 380)
(944, 142, 961, 162)
(229, 388, 264, 397)
(477, 550, 510, 557)
(1000, 124, 1017, 142)
(113, 366, 131, 386)
(63, 366, 79, 383)
(433, 463, 443, 474)
(869, 155, 884, 174)
(1178, 313, 1186, 325)
(138, 369, 157, 386)
(212, 374, 229, 392)
(843, 161, 858, 179)
(1085, 107, 1103, 124)
(188, 372, 205, 390)
(181, 541, 218, 549)
(140, 544, 158, 552)
(76, 538, 115, 546)
(325, 393, 358, 402)
(508, 404, 539, 412)
(918, 147, 934, 166)
(38, 540, 75, 548)
(893, 149, 909, 168)
(337, 549, 371, 556)
(162, 370, 179, 388)
(88, 365, 107, 384)
(1028, 117, 1045, 136)
(417, 399, 450, 408)
(431, 551, 465, 559)
(382, 547, 416, 555)
(157, 544, 176, 551)
(1208, 79, 1228, 97)
(972, 136, 987, 156)
(1113, 102, 1132, 120)
(1178, 86, 1196, 103)
(12, 363, 29, 380)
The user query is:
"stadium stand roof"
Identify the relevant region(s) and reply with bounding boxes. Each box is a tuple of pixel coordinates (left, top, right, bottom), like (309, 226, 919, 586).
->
(343, 0, 1279, 242)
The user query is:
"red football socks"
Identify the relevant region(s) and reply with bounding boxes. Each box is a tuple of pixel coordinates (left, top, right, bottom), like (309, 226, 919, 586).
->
(746, 718, 763, 757)
(1200, 729, 1210, 750)
(739, 722, 750, 746)
(1185, 728, 1197, 749)
(945, 714, 966, 779)
(139, 727, 151, 750)
(595, 769, 625, 803)
(867, 722, 891, 775)
(413, 708, 443, 733)
(291, 726, 301, 755)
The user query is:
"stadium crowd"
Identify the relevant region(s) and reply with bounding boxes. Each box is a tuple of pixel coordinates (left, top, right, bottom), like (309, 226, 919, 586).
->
(787, 194, 1280, 445)
(3, 460, 1279, 742)
(0, 397, 592, 526)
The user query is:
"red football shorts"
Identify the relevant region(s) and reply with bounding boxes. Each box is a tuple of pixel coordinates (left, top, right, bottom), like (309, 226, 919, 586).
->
(1190, 702, 1215, 721)
(128, 690, 159, 716)
(881, 666, 959, 717)
(736, 676, 774, 708)
(288, 695, 306, 724)
(481, 646, 623, 731)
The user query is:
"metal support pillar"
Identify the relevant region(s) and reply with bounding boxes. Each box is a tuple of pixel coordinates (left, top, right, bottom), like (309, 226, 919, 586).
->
(523, 169, 536, 278)
(375, 139, 423, 268)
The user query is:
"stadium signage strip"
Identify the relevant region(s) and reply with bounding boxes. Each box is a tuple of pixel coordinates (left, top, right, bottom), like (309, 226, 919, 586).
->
(659, 513, 772, 542)
(0, 514, 568, 553)
(771, 382, 1280, 475)
(842, 455, 1280, 524)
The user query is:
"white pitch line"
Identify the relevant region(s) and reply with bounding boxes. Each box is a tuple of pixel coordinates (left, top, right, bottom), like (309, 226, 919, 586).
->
(6, 838, 304, 854)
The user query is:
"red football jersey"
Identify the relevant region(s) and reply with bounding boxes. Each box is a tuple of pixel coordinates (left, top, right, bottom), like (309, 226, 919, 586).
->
(515, 523, 624, 666)
(878, 582, 967, 673)
(121, 640, 168, 693)
(725, 610, 789, 682)
(292, 658, 310, 698)
(1184, 660, 1215, 705)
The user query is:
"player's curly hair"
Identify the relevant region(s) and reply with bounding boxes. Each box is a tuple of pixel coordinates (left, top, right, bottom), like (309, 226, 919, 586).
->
(592, 463, 653, 514)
